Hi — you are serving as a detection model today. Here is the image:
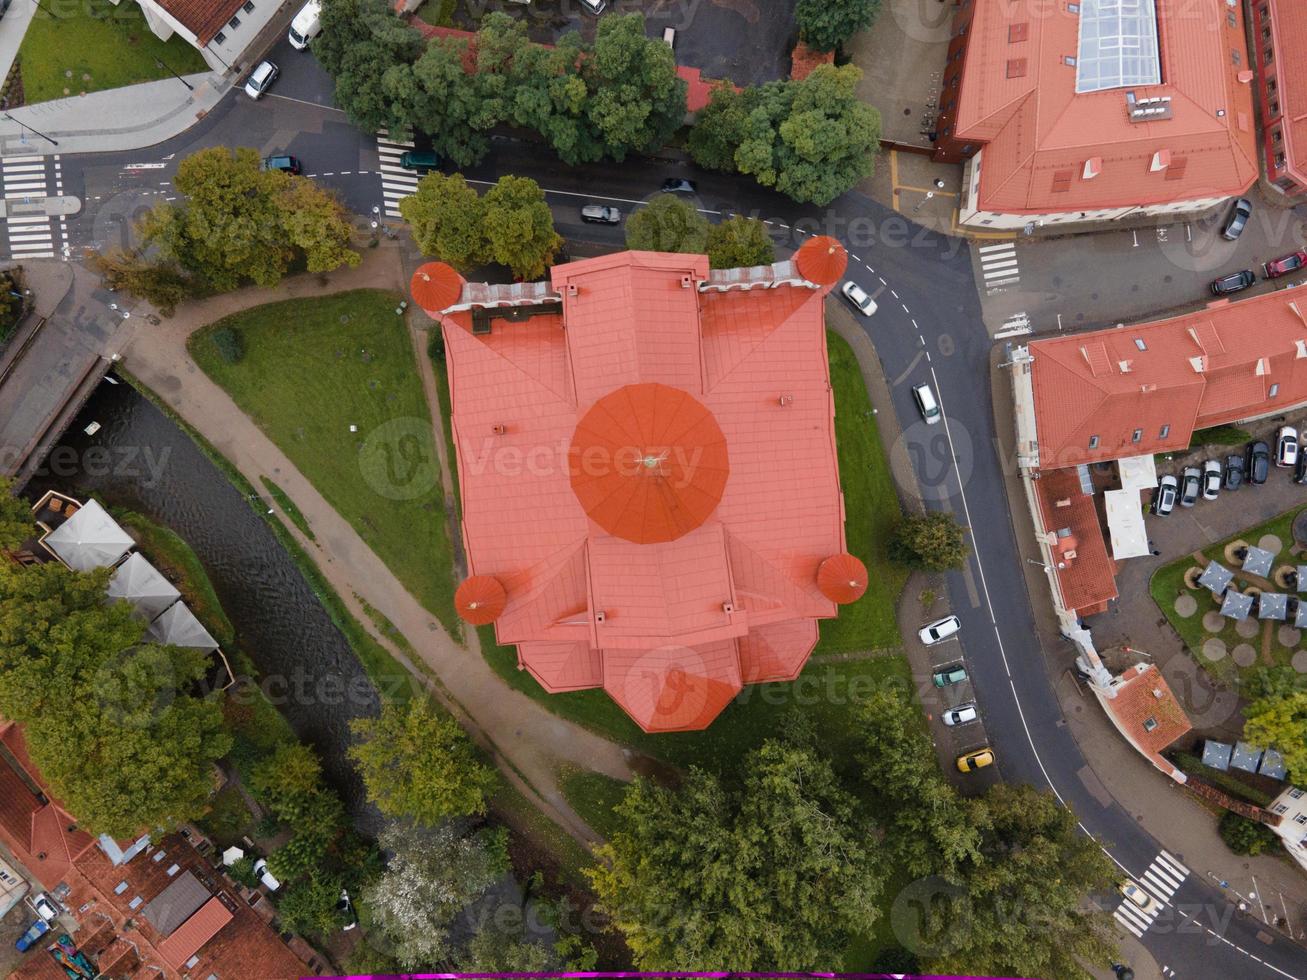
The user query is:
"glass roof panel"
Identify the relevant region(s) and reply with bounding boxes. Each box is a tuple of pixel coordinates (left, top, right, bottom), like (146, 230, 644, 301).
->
(1075, 0, 1162, 94)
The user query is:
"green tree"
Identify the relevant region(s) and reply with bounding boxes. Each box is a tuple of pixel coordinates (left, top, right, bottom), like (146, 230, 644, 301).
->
(733, 65, 881, 206)
(349, 698, 497, 824)
(1243, 689, 1307, 783)
(250, 742, 325, 821)
(795, 0, 882, 53)
(400, 173, 487, 269)
(277, 873, 346, 935)
(688, 84, 751, 173)
(706, 215, 775, 269)
(625, 194, 710, 254)
(583, 14, 687, 160)
(461, 923, 556, 972)
(587, 739, 884, 970)
(1219, 811, 1279, 856)
(86, 248, 198, 317)
(0, 476, 31, 551)
(889, 512, 971, 572)
(276, 179, 361, 275)
(405, 38, 497, 167)
(315, 0, 425, 133)
(481, 176, 564, 280)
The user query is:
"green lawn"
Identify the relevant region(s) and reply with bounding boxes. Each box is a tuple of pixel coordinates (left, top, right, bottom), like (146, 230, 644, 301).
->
(189, 290, 460, 639)
(18, 0, 209, 105)
(1150, 504, 1307, 687)
(260, 477, 315, 542)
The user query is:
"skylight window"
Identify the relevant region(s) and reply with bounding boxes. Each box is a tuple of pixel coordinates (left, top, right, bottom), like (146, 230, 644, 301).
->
(1075, 0, 1162, 94)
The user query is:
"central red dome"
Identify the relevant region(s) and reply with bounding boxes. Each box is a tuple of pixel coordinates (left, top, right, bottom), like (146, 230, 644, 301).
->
(568, 383, 730, 544)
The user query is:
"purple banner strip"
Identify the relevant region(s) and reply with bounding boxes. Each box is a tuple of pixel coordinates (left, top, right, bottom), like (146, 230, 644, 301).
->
(313, 973, 1034, 979)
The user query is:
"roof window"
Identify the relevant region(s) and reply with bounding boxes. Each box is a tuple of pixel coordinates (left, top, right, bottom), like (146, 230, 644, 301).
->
(1134, 338, 1147, 350)
(1089, 435, 1100, 449)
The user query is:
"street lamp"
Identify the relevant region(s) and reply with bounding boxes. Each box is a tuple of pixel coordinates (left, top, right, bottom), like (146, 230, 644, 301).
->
(2, 112, 56, 146)
(154, 57, 194, 91)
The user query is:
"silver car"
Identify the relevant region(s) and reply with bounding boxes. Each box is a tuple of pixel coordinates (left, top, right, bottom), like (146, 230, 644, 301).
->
(841, 280, 877, 316)
(244, 60, 279, 99)
(942, 702, 978, 726)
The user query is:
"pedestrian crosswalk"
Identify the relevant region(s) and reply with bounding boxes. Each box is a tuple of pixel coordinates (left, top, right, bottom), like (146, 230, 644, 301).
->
(376, 130, 418, 219)
(978, 241, 1020, 294)
(1113, 850, 1189, 938)
(2, 154, 64, 259)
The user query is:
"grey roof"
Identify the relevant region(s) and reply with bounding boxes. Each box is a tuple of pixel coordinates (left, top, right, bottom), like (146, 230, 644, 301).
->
(142, 870, 210, 937)
(107, 553, 181, 621)
(1197, 563, 1233, 595)
(1075, 0, 1162, 94)
(1260, 749, 1287, 781)
(43, 499, 133, 572)
(1260, 593, 1290, 620)
(1297, 566, 1307, 593)
(1231, 741, 1264, 774)
(146, 602, 218, 653)
(1243, 545, 1275, 578)
(1297, 600, 1307, 629)
(1220, 590, 1254, 620)
(1201, 740, 1232, 771)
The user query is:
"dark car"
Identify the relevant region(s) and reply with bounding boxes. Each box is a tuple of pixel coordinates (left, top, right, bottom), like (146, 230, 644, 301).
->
(660, 178, 697, 194)
(1210, 270, 1255, 296)
(399, 150, 440, 174)
(1223, 453, 1245, 490)
(1247, 440, 1271, 485)
(1296, 452, 1307, 485)
(1221, 197, 1252, 241)
(1264, 250, 1307, 279)
(262, 155, 301, 174)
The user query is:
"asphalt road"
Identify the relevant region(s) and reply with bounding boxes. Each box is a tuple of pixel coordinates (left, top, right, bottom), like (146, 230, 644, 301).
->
(45, 49, 1307, 979)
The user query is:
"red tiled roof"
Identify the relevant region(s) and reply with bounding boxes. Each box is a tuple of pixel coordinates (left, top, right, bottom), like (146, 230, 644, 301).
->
(1103, 663, 1192, 764)
(954, 0, 1257, 214)
(441, 252, 850, 732)
(155, 0, 245, 46)
(1030, 467, 1118, 616)
(1266, 0, 1307, 189)
(156, 897, 234, 970)
(790, 40, 834, 82)
(1030, 290, 1307, 467)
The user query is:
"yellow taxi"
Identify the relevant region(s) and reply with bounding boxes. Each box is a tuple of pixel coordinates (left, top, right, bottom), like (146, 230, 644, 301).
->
(956, 747, 995, 773)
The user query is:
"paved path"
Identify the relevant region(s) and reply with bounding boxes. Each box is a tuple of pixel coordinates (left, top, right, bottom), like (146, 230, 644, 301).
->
(116, 242, 634, 848)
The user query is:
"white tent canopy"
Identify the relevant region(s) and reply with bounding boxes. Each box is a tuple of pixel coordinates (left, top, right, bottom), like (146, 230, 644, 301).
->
(147, 602, 218, 653)
(107, 553, 181, 621)
(43, 499, 133, 571)
(1117, 454, 1159, 493)
(1104, 488, 1150, 560)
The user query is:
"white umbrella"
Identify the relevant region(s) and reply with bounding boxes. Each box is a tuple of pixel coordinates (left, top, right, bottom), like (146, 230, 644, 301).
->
(44, 499, 133, 571)
(221, 845, 245, 866)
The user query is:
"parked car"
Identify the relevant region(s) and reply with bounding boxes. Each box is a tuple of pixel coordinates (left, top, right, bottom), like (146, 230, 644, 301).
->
(1223, 454, 1245, 490)
(1210, 270, 1256, 296)
(1201, 459, 1221, 500)
(956, 747, 994, 772)
(918, 615, 961, 645)
(580, 205, 621, 224)
(1264, 250, 1307, 279)
(30, 894, 58, 921)
(1278, 426, 1300, 467)
(1119, 880, 1157, 914)
(1221, 197, 1252, 241)
(931, 662, 967, 687)
(336, 889, 358, 931)
(288, 0, 322, 49)
(1179, 466, 1201, 506)
(252, 858, 281, 892)
(262, 155, 301, 175)
(911, 382, 942, 425)
(660, 177, 697, 194)
(244, 60, 279, 100)
(1296, 453, 1307, 485)
(1152, 474, 1178, 516)
(399, 150, 440, 174)
(942, 702, 978, 726)
(841, 280, 877, 316)
(14, 919, 48, 953)
(1248, 440, 1271, 485)
(579, 0, 606, 12)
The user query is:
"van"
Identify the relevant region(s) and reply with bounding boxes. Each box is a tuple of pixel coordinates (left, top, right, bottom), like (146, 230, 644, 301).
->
(911, 382, 941, 424)
(288, 0, 322, 50)
(662, 27, 675, 49)
(399, 150, 441, 174)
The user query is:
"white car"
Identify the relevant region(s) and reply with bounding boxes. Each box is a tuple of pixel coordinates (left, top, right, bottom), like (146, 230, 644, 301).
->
(912, 382, 942, 425)
(1277, 426, 1299, 468)
(244, 60, 279, 100)
(1202, 459, 1221, 500)
(253, 858, 281, 892)
(942, 702, 978, 726)
(31, 893, 59, 921)
(841, 280, 877, 316)
(918, 614, 961, 645)
(1119, 880, 1156, 914)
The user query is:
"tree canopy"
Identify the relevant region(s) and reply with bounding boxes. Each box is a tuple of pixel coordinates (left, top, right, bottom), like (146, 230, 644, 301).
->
(1242, 687, 1307, 783)
(706, 215, 775, 269)
(399, 173, 487, 269)
(349, 698, 498, 824)
(890, 512, 971, 572)
(0, 477, 32, 551)
(796, 0, 883, 53)
(624, 194, 710, 254)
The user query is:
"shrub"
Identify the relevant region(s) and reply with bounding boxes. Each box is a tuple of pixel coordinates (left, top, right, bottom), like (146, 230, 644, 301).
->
(211, 326, 244, 364)
(1190, 425, 1251, 448)
(228, 855, 260, 888)
(1218, 811, 1279, 856)
(889, 512, 971, 572)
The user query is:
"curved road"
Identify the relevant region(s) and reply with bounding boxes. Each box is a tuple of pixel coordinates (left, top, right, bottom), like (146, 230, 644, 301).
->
(47, 47, 1307, 979)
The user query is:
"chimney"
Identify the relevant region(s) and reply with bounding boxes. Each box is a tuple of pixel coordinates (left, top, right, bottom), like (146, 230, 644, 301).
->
(778, 394, 794, 407)
(1150, 149, 1172, 172)
(492, 423, 507, 435)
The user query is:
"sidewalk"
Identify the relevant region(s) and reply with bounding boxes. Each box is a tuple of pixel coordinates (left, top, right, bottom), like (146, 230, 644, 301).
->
(115, 243, 635, 849)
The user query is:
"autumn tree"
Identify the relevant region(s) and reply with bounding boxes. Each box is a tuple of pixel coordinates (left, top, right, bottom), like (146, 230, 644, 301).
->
(399, 173, 487, 269)
(86, 248, 197, 317)
(0, 477, 32, 551)
(890, 512, 971, 572)
(625, 194, 710, 254)
(706, 215, 775, 269)
(1243, 686, 1307, 783)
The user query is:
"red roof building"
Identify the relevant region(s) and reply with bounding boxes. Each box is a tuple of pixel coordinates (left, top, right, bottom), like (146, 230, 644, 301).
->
(431, 249, 864, 732)
(1030, 467, 1119, 618)
(1097, 663, 1192, 780)
(933, 0, 1258, 229)
(1250, 0, 1307, 196)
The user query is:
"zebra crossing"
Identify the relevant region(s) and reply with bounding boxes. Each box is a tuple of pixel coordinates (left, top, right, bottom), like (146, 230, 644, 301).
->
(978, 241, 1020, 294)
(3, 154, 64, 259)
(376, 130, 418, 219)
(1113, 850, 1189, 938)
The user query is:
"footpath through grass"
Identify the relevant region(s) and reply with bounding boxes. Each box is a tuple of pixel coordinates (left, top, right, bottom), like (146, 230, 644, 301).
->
(18, 0, 209, 105)
(190, 290, 460, 638)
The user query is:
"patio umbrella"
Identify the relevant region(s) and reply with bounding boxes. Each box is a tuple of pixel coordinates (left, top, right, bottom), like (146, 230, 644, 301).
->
(221, 845, 245, 866)
(455, 575, 507, 625)
(43, 499, 133, 571)
(1196, 562, 1233, 595)
(410, 262, 464, 314)
(794, 236, 848, 285)
(1220, 590, 1253, 620)
(107, 553, 181, 621)
(1258, 592, 1289, 620)
(1242, 545, 1275, 578)
(817, 553, 868, 604)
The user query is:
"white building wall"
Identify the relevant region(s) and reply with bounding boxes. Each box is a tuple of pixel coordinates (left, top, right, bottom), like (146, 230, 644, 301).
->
(1268, 786, 1307, 871)
(124, 0, 280, 72)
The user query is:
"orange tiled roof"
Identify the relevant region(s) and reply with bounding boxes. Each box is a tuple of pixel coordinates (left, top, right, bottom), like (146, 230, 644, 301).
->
(156, 897, 234, 970)
(1266, 0, 1307, 189)
(442, 252, 848, 732)
(955, 0, 1257, 214)
(155, 0, 245, 46)
(1030, 467, 1118, 616)
(1030, 290, 1307, 467)
(1104, 663, 1192, 762)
